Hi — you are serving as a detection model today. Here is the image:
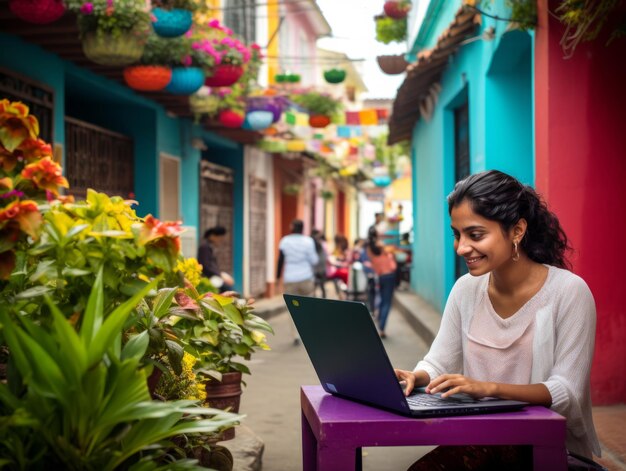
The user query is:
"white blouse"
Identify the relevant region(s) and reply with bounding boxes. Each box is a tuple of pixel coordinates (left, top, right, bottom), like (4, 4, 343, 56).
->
(415, 265, 600, 458)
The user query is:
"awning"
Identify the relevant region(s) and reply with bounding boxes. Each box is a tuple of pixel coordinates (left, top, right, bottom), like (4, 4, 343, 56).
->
(387, 7, 480, 145)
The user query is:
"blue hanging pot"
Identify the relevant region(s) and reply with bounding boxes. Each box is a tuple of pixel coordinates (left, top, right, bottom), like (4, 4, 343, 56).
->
(152, 8, 192, 38)
(373, 175, 392, 187)
(243, 110, 274, 131)
(165, 67, 205, 95)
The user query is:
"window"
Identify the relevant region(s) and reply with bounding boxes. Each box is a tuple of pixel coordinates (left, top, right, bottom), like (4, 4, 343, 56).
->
(159, 154, 181, 221)
(223, 0, 256, 44)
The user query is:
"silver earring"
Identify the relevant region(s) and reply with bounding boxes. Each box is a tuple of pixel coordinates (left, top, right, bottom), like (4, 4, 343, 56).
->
(512, 241, 520, 262)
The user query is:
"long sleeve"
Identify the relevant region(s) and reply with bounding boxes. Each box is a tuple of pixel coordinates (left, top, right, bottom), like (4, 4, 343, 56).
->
(414, 278, 466, 381)
(307, 238, 319, 267)
(539, 274, 598, 455)
(197, 243, 219, 278)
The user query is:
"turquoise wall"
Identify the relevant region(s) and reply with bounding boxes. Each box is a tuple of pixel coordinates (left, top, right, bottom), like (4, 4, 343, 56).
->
(409, 1, 534, 311)
(0, 33, 66, 145)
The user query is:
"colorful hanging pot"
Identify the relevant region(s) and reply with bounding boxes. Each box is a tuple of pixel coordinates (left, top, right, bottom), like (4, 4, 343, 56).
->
(123, 65, 172, 91)
(205, 64, 245, 88)
(309, 115, 331, 128)
(286, 140, 307, 152)
(218, 109, 245, 128)
(376, 54, 409, 75)
(373, 175, 392, 187)
(247, 97, 283, 123)
(165, 67, 205, 95)
(152, 8, 193, 38)
(9, 0, 65, 23)
(323, 68, 346, 84)
(242, 110, 273, 131)
(82, 32, 145, 67)
(383, 1, 411, 19)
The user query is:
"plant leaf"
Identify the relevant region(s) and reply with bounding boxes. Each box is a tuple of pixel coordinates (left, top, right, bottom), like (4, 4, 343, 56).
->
(121, 331, 149, 361)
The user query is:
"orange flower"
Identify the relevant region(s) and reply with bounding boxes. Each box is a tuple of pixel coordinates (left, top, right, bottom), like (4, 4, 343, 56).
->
(0, 99, 39, 152)
(0, 200, 42, 239)
(21, 157, 69, 195)
(18, 138, 53, 162)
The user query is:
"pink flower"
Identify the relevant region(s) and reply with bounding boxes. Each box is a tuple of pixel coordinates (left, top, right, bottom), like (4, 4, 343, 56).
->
(224, 27, 233, 35)
(208, 19, 220, 28)
(251, 43, 261, 50)
(182, 55, 192, 66)
(106, 0, 113, 6)
(80, 2, 93, 14)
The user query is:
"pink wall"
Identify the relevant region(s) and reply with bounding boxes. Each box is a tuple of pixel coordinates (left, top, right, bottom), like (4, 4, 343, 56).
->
(282, 3, 319, 85)
(536, 0, 626, 404)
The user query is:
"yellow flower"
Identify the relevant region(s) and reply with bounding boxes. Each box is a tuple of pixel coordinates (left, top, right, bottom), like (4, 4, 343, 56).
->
(176, 257, 202, 287)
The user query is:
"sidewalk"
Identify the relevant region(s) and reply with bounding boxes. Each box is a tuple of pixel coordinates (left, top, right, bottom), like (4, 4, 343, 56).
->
(393, 289, 626, 471)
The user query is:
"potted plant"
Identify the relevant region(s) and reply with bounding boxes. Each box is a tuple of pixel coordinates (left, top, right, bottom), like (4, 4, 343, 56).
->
(323, 68, 346, 84)
(376, 54, 409, 75)
(124, 33, 179, 91)
(384, 0, 411, 19)
(8, 0, 65, 24)
(65, 0, 152, 66)
(151, 0, 206, 38)
(290, 91, 343, 128)
(375, 14, 408, 44)
(196, 19, 251, 88)
(163, 36, 210, 95)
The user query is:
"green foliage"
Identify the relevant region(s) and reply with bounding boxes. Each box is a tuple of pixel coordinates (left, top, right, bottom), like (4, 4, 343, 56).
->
(291, 92, 343, 117)
(0, 274, 240, 470)
(506, 0, 537, 31)
(375, 15, 407, 44)
(65, 0, 152, 38)
(152, 0, 208, 13)
(140, 34, 188, 66)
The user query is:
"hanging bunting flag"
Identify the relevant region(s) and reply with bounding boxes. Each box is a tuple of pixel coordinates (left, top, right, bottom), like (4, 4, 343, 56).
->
(337, 126, 351, 138)
(346, 111, 360, 125)
(376, 108, 389, 121)
(296, 112, 309, 126)
(285, 111, 296, 125)
(359, 109, 378, 126)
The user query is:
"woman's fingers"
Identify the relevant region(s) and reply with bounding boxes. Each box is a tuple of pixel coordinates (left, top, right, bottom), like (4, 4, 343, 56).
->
(394, 369, 415, 396)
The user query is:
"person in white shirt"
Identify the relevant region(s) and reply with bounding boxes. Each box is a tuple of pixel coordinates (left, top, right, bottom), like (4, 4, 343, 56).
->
(276, 219, 319, 345)
(395, 170, 600, 469)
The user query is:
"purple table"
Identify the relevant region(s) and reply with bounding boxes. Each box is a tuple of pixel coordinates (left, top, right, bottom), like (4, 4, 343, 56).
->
(301, 385, 566, 471)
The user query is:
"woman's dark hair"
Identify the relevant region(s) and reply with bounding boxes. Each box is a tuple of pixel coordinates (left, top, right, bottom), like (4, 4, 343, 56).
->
(204, 226, 227, 238)
(367, 226, 382, 256)
(447, 170, 571, 269)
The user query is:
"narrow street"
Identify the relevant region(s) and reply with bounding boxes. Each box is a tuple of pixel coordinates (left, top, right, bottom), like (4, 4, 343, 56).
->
(239, 302, 434, 470)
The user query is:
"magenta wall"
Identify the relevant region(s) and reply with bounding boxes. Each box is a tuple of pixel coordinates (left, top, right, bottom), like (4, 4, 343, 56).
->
(535, 1, 626, 404)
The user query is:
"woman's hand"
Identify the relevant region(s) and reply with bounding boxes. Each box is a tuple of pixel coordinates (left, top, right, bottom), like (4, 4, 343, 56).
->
(427, 374, 496, 399)
(394, 369, 417, 396)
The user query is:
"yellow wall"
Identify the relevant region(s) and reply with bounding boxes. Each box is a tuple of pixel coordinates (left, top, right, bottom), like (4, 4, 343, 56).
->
(267, 1, 279, 85)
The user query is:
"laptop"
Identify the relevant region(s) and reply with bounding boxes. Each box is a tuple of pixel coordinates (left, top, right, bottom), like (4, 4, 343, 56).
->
(284, 295, 529, 418)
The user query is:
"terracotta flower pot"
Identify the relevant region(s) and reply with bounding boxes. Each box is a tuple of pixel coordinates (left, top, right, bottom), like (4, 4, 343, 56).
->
(309, 115, 331, 128)
(204, 371, 243, 441)
(9, 0, 64, 23)
(376, 54, 409, 75)
(384, 0, 411, 19)
(205, 64, 244, 88)
(218, 109, 245, 128)
(123, 65, 172, 91)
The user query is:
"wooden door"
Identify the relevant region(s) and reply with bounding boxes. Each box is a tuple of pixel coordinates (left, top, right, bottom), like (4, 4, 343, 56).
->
(200, 160, 234, 276)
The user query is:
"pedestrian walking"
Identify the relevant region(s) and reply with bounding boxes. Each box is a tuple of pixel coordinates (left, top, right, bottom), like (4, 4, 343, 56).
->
(395, 170, 600, 469)
(276, 219, 319, 345)
(311, 229, 329, 298)
(366, 227, 397, 338)
(197, 226, 234, 292)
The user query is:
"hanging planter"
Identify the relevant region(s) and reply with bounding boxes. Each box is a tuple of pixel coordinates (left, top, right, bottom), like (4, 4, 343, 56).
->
(218, 109, 245, 128)
(286, 140, 306, 152)
(373, 175, 392, 187)
(205, 64, 244, 88)
(384, 0, 411, 19)
(9, 0, 65, 24)
(259, 138, 287, 153)
(275, 73, 300, 84)
(309, 115, 331, 128)
(123, 65, 172, 91)
(152, 7, 193, 38)
(376, 54, 409, 75)
(189, 94, 221, 115)
(247, 97, 284, 123)
(82, 32, 145, 67)
(323, 68, 346, 84)
(242, 110, 273, 131)
(165, 67, 205, 95)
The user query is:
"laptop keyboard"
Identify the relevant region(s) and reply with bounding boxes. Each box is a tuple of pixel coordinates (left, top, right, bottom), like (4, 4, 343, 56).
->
(406, 392, 479, 408)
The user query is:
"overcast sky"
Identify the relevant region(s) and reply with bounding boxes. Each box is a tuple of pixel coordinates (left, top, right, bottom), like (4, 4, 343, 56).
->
(316, 0, 407, 99)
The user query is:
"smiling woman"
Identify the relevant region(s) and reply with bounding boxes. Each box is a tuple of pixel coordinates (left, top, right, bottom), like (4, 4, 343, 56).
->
(395, 170, 602, 468)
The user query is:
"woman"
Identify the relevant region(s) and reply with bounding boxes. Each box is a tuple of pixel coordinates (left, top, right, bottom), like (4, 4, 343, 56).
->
(395, 170, 600, 468)
(366, 226, 397, 338)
